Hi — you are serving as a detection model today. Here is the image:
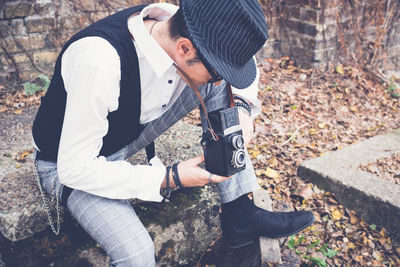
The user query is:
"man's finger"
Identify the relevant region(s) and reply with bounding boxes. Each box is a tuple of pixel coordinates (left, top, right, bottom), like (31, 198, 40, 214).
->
(211, 174, 232, 183)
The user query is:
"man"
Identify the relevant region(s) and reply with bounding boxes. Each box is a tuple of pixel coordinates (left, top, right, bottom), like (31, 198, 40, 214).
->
(32, 0, 314, 266)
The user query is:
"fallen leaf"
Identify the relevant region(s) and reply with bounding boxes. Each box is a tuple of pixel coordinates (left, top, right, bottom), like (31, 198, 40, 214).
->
(265, 167, 279, 179)
(309, 128, 318, 135)
(268, 157, 279, 167)
(349, 106, 358, 112)
(354, 255, 363, 262)
(367, 239, 375, 249)
(291, 186, 314, 200)
(379, 228, 386, 237)
(347, 242, 356, 249)
(395, 247, 400, 257)
(336, 65, 344, 74)
(331, 209, 343, 220)
(13, 109, 22, 115)
(372, 251, 383, 261)
(349, 214, 359, 224)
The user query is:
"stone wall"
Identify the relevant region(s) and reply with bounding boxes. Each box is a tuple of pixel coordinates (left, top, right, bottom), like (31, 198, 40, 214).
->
(260, 0, 400, 70)
(0, 0, 399, 91)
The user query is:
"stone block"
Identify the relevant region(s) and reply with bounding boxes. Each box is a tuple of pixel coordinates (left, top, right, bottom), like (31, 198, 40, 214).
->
(11, 19, 24, 35)
(298, 37, 317, 50)
(293, 47, 314, 60)
(33, 50, 57, 65)
(33, 3, 53, 16)
(4, 2, 35, 18)
(284, 19, 318, 37)
(59, 16, 89, 31)
(281, 5, 300, 20)
(315, 36, 338, 50)
(322, 6, 340, 23)
(0, 57, 11, 73)
(76, 0, 96, 12)
(298, 130, 400, 239)
(0, 21, 10, 38)
(0, 71, 21, 90)
(285, 0, 321, 9)
(0, 19, 25, 37)
(313, 48, 335, 62)
(12, 52, 30, 64)
(44, 31, 76, 49)
(314, 23, 338, 40)
(388, 45, 400, 58)
(1, 35, 45, 53)
(25, 17, 55, 33)
(323, 0, 341, 9)
(300, 7, 319, 23)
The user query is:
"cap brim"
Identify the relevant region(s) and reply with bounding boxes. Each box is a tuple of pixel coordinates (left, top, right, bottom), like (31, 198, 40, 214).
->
(199, 45, 257, 89)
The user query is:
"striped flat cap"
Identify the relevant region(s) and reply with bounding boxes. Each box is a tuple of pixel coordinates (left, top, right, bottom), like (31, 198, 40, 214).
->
(180, 0, 268, 89)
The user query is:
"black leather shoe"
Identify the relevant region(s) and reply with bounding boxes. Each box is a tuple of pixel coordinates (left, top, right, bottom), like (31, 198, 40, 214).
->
(221, 195, 315, 248)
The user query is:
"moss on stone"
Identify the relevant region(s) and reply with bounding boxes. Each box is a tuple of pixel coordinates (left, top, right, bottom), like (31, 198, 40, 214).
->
(135, 188, 203, 228)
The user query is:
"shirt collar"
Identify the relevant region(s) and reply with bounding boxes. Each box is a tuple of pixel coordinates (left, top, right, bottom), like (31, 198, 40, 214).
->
(128, 4, 178, 78)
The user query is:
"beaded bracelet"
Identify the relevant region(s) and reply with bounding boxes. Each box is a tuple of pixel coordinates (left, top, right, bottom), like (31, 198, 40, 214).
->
(235, 101, 251, 116)
(233, 95, 251, 116)
(165, 166, 171, 198)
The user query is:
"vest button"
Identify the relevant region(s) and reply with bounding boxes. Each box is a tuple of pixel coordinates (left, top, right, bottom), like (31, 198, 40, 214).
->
(168, 80, 173, 84)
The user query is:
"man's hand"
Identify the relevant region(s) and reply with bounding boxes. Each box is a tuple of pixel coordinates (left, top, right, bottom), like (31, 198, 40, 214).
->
(238, 109, 254, 147)
(162, 155, 231, 189)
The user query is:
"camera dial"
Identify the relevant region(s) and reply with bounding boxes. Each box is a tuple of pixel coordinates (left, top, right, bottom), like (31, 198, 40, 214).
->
(232, 149, 246, 168)
(230, 134, 245, 150)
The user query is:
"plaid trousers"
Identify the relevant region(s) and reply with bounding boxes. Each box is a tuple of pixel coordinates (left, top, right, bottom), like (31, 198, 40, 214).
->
(36, 81, 259, 266)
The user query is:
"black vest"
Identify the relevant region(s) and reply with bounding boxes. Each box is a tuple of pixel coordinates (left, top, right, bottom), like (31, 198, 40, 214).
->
(32, 5, 147, 162)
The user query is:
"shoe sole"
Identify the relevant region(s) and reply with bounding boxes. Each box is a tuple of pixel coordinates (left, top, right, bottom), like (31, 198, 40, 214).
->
(225, 237, 255, 249)
(225, 216, 315, 249)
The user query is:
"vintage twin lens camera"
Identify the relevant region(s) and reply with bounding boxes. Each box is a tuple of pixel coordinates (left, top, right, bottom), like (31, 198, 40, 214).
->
(201, 107, 246, 177)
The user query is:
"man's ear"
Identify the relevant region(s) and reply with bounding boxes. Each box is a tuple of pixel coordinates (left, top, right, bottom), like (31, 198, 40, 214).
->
(176, 38, 196, 59)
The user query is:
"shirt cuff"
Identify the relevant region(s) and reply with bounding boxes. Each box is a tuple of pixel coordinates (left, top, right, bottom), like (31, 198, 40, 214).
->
(131, 163, 166, 202)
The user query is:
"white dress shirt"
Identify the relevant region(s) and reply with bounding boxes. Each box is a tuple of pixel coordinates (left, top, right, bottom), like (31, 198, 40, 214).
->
(54, 3, 261, 201)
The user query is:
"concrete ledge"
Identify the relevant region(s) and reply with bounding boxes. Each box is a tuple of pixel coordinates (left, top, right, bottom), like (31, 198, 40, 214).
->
(298, 130, 400, 238)
(253, 189, 281, 265)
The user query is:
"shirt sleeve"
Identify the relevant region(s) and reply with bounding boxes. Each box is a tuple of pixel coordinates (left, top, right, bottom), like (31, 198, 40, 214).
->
(57, 36, 164, 201)
(231, 57, 262, 117)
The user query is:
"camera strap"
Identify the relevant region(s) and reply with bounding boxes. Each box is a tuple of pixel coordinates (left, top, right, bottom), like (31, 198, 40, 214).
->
(173, 63, 234, 141)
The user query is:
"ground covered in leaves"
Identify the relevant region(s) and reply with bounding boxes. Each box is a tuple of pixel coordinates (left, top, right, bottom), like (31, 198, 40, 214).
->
(187, 58, 400, 266)
(249, 58, 400, 266)
(359, 153, 400, 185)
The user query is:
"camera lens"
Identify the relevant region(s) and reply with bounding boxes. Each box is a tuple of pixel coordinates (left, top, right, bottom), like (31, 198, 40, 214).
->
(231, 135, 245, 149)
(232, 149, 246, 168)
